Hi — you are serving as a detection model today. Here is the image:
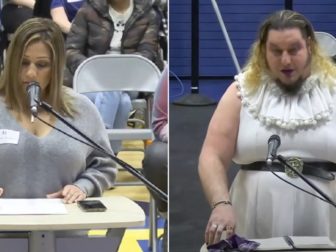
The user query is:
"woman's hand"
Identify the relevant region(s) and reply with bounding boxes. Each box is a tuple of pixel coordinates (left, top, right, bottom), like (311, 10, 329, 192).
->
(205, 204, 236, 245)
(0, 188, 4, 197)
(46, 185, 87, 204)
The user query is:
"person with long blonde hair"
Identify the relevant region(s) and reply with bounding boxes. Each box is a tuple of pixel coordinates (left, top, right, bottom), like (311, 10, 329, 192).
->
(0, 18, 117, 203)
(199, 9, 336, 246)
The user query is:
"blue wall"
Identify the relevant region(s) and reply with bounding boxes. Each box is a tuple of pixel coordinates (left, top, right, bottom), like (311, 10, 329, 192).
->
(169, 0, 336, 78)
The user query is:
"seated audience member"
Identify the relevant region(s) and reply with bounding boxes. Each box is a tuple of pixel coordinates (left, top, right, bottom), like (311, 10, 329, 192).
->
(143, 67, 168, 251)
(1, 0, 35, 48)
(152, 0, 167, 61)
(50, 0, 84, 34)
(0, 18, 117, 202)
(65, 0, 164, 153)
(143, 67, 168, 209)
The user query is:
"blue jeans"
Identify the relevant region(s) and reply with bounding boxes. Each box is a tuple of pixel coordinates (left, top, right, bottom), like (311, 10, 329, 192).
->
(85, 91, 132, 153)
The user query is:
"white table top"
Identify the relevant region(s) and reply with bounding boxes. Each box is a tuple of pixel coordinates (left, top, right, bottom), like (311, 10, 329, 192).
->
(0, 196, 145, 231)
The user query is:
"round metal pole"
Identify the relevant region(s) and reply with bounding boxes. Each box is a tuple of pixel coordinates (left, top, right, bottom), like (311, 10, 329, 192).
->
(210, 0, 241, 74)
(191, 0, 200, 94)
(173, 0, 216, 106)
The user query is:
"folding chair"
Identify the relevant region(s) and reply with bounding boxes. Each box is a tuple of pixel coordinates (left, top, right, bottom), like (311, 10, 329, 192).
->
(73, 54, 163, 250)
(315, 31, 336, 58)
(73, 54, 164, 252)
(73, 54, 161, 147)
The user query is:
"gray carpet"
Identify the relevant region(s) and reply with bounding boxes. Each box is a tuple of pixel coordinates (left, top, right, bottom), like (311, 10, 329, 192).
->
(170, 104, 213, 252)
(169, 104, 239, 252)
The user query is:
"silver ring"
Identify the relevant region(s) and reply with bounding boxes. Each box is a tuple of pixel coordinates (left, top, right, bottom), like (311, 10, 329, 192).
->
(212, 223, 218, 229)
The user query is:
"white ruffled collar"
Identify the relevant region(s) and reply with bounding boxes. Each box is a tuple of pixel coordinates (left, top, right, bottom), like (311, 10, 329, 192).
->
(236, 72, 336, 130)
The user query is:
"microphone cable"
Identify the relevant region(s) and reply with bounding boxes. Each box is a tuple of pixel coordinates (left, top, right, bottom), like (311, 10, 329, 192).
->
(268, 158, 336, 207)
(264, 134, 336, 207)
(36, 116, 105, 153)
(35, 115, 145, 179)
(269, 169, 330, 204)
(35, 102, 168, 203)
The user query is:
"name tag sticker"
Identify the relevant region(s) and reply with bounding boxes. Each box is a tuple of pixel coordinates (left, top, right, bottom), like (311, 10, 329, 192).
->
(0, 129, 20, 144)
(67, 0, 82, 2)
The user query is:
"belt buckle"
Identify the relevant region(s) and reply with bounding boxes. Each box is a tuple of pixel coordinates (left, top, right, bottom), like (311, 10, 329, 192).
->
(284, 157, 303, 178)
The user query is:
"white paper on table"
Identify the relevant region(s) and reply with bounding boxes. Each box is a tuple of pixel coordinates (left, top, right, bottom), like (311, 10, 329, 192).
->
(0, 199, 67, 215)
(253, 236, 336, 250)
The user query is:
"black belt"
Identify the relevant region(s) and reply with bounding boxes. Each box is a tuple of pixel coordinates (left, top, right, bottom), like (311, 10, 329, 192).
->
(241, 161, 336, 181)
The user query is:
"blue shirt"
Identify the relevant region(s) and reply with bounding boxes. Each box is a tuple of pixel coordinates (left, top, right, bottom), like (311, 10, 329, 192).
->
(50, 0, 84, 22)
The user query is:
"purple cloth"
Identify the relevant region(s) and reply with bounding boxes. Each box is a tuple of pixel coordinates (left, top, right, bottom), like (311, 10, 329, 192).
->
(207, 234, 260, 252)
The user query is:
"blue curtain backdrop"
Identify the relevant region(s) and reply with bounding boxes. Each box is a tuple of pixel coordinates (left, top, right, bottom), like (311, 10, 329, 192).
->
(169, 0, 336, 78)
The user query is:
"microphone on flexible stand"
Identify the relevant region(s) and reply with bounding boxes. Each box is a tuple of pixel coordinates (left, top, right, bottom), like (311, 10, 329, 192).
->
(26, 81, 41, 122)
(265, 135, 336, 208)
(266, 134, 281, 166)
(24, 82, 167, 201)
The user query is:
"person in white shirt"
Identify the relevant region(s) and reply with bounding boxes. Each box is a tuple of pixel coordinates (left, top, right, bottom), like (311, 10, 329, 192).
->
(199, 9, 336, 245)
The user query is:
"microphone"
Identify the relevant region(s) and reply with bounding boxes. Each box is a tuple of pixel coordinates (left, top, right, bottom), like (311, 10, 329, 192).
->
(266, 134, 281, 166)
(26, 81, 41, 119)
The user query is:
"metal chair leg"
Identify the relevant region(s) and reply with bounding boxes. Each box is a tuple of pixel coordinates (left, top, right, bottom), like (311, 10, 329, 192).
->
(149, 195, 157, 252)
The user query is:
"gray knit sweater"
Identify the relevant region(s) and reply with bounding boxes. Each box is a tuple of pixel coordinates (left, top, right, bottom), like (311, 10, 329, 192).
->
(0, 88, 117, 198)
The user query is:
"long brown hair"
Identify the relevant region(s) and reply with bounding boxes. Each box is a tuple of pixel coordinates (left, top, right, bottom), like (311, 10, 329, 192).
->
(0, 18, 76, 117)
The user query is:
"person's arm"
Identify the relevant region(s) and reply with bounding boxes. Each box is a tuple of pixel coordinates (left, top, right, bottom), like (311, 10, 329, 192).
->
(65, 5, 89, 74)
(51, 6, 71, 34)
(152, 67, 168, 142)
(134, 9, 161, 64)
(10, 0, 35, 8)
(198, 82, 241, 245)
(72, 95, 117, 197)
(47, 93, 117, 203)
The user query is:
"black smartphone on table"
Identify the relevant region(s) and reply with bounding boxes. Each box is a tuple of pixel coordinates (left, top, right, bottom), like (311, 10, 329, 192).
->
(77, 200, 107, 212)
